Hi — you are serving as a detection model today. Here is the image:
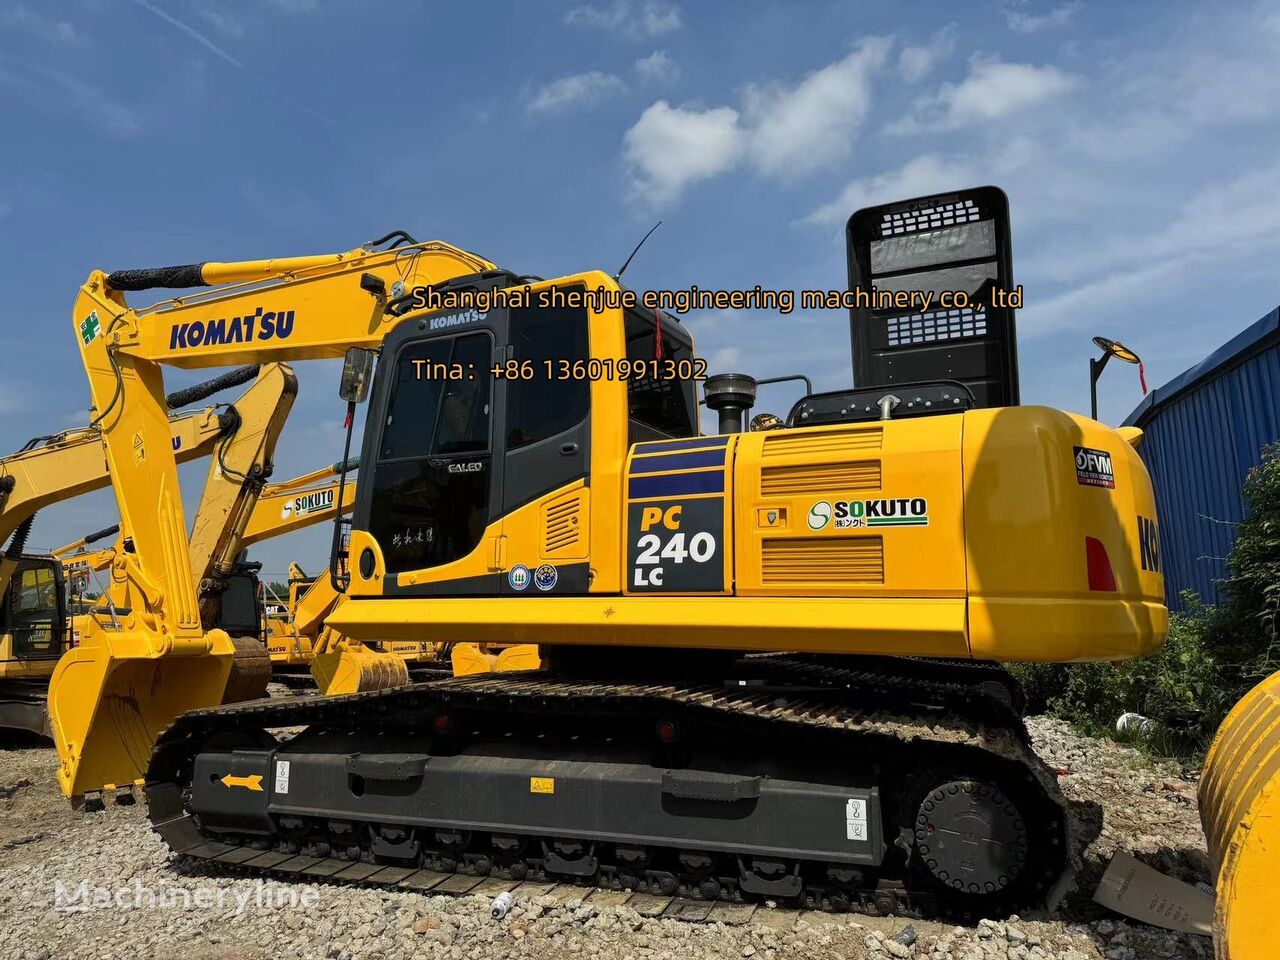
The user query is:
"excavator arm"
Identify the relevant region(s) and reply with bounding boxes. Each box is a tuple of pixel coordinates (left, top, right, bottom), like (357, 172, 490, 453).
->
(186, 362, 297, 625)
(54, 238, 493, 799)
(0, 397, 239, 600)
(240, 457, 358, 547)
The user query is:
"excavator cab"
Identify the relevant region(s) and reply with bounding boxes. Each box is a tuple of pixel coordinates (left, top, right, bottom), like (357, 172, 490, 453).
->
(0, 555, 68, 734)
(2, 556, 68, 660)
(347, 272, 697, 598)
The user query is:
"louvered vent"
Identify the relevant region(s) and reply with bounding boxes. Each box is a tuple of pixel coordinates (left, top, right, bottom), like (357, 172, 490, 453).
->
(761, 537, 884, 585)
(541, 490, 586, 558)
(760, 460, 881, 497)
(762, 427, 883, 459)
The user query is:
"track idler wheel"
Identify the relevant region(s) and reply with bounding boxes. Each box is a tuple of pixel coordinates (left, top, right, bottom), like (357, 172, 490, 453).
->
(914, 778, 1029, 897)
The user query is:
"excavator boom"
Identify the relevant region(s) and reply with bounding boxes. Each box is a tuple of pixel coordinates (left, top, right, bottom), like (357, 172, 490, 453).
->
(53, 238, 493, 797)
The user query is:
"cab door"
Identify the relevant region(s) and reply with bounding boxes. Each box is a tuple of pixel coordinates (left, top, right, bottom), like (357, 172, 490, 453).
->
(497, 298, 592, 594)
(358, 323, 501, 595)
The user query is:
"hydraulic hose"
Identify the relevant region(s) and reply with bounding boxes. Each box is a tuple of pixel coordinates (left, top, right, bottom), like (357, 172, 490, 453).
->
(82, 524, 120, 546)
(106, 263, 207, 292)
(165, 365, 260, 410)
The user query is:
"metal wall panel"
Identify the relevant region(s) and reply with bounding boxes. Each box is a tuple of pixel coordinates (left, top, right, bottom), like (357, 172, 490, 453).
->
(1125, 310, 1280, 609)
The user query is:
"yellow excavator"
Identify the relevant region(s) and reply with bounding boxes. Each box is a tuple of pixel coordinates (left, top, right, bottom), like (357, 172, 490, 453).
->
(1199, 671, 1280, 958)
(54, 192, 1167, 920)
(0, 366, 271, 735)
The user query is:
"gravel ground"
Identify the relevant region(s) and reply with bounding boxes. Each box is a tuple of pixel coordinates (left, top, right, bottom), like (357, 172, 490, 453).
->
(0, 708, 1213, 960)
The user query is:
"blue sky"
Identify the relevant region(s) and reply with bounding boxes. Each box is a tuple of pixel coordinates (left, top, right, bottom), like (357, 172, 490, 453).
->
(2, 0, 1278, 578)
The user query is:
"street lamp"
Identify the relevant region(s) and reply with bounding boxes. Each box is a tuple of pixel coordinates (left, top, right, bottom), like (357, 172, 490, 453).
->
(1089, 336, 1147, 421)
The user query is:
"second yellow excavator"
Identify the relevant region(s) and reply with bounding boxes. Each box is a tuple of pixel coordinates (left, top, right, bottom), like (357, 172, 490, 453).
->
(0, 365, 273, 735)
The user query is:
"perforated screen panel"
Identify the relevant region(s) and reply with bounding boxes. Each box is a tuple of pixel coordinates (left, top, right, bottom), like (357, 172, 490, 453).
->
(846, 186, 1019, 408)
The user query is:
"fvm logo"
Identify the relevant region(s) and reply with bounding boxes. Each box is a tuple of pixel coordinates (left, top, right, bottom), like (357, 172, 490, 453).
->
(1137, 514, 1161, 573)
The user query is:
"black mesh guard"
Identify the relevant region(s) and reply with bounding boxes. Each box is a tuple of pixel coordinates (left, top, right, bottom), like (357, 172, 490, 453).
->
(846, 186, 1019, 409)
(106, 263, 207, 291)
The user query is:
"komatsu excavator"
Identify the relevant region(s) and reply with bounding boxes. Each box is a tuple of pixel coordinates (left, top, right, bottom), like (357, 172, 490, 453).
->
(0, 367, 273, 735)
(54, 190, 1167, 921)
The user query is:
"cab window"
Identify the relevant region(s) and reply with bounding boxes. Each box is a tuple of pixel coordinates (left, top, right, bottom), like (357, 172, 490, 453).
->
(624, 309, 697, 439)
(506, 302, 590, 449)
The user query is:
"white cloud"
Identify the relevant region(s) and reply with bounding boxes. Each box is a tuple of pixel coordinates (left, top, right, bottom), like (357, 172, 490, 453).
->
(1004, 1, 1081, 34)
(565, 1, 683, 38)
(893, 57, 1076, 132)
(897, 25, 956, 82)
(623, 100, 744, 206)
(635, 50, 678, 83)
(528, 71, 625, 113)
(743, 37, 891, 177)
(1023, 161, 1280, 336)
(624, 38, 892, 204)
(2, 5, 85, 44)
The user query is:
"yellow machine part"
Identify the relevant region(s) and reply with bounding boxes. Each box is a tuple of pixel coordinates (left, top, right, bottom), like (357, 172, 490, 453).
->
(450, 643, 542, 676)
(1199, 671, 1280, 959)
(47, 616, 234, 800)
(336, 405, 1166, 665)
(264, 615, 315, 666)
(309, 629, 409, 695)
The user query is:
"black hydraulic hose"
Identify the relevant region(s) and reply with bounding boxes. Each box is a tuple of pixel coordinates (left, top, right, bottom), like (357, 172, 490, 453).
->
(106, 263, 208, 292)
(165, 365, 260, 409)
(82, 524, 120, 546)
(331, 456, 359, 474)
(366, 230, 419, 249)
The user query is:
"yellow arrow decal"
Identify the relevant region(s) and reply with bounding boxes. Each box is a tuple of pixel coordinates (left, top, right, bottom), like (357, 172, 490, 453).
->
(220, 773, 264, 791)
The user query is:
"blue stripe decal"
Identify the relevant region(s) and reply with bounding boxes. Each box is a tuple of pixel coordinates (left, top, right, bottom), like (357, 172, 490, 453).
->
(628, 470, 725, 499)
(633, 435, 728, 455)
(630, 449, 726, 474)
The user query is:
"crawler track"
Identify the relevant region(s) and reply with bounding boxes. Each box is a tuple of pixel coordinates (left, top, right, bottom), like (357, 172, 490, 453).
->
(146, 657, 1068, 923)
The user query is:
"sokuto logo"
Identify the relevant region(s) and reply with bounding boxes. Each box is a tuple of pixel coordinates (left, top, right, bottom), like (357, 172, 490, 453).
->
(807, 501, 833, 531)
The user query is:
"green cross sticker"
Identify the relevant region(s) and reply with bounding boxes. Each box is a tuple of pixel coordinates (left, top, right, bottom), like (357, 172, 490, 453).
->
(79, 311, 102, 345)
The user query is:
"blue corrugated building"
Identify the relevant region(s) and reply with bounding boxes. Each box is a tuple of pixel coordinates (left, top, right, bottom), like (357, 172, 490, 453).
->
(1124, 308, 1280, 609)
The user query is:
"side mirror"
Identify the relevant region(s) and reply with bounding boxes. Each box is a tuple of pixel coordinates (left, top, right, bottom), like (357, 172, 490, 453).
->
(339, 347, 375, 404)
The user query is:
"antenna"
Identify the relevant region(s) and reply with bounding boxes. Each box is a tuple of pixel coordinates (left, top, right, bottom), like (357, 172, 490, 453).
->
(614, 221, 662, 280)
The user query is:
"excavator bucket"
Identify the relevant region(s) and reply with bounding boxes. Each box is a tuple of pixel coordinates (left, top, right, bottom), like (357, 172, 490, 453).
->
(450, 643, 542, 676)
(47, 620, 235, 801)
(222, 634, 272, 703)
(1199, 670, 1280, 959)
(309, 634, 408, 695)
